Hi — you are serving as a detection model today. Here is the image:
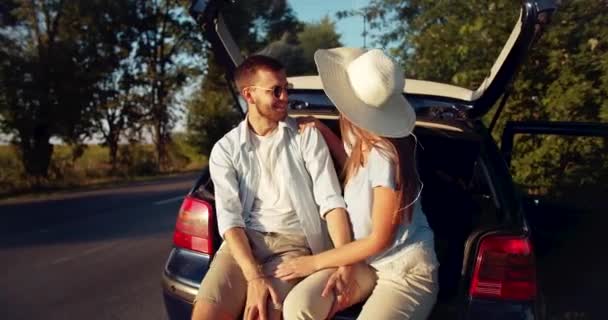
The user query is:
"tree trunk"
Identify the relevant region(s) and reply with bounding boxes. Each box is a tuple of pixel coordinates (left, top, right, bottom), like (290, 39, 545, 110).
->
(155, 120, 169, 172)
(19, 124, 53, 182)
(109, 135, 119, 173)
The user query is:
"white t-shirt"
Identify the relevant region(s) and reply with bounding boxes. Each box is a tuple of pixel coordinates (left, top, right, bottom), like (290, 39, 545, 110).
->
(343, 147, 436, 268)
(247, 128, 303, 234)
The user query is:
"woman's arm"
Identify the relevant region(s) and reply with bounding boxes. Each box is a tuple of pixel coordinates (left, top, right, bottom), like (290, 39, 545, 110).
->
(274, 186, 401, 279)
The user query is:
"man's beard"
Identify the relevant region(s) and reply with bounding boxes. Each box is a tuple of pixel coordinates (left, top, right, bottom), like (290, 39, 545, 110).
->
(256, 101, 287, 122)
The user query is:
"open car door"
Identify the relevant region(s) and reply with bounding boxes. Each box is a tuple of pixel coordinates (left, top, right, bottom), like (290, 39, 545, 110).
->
(501, 120, 608, 319)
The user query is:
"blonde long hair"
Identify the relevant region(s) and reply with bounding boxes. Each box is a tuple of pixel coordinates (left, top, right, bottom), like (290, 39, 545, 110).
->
(340, 115, 419, 224)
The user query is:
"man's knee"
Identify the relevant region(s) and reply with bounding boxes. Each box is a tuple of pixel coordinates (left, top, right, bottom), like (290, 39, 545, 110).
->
(191, 299, 234, 320)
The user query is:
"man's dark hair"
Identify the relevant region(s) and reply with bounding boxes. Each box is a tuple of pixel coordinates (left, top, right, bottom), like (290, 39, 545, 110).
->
(234, 55, 284, 91)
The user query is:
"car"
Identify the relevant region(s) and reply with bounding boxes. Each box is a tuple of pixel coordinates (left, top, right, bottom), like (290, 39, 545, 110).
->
(161, 0, 560, 319)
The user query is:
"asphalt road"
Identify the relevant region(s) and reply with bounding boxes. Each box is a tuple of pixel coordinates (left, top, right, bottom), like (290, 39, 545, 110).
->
(0, 173, 199, 320)
(0, 172, 604, 320)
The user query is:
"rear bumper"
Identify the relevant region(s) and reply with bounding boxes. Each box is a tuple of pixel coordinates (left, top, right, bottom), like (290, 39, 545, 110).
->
(161, 247, 540, 320)
(465, 298, 539, 320)
(161, 248, 210, 320)
(162, 289, 194, 320)
(161, 272, 198, 304)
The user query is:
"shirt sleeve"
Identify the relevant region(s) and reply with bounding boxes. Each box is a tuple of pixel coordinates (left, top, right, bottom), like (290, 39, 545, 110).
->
(208, 140, 246, 238)
(300, 127, 347, 218)
(368, 148, 397, 190)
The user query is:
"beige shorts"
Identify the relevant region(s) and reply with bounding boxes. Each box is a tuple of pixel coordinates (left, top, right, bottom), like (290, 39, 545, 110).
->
(194, 229, 311, 317)
(283, 247, 439, 320)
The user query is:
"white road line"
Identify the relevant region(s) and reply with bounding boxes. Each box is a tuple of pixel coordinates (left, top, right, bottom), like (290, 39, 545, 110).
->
(50, 242, 119, 265)
(50, 256, 72, 265)
(154, 195, 184, 205)
(82, 242, 119, 255)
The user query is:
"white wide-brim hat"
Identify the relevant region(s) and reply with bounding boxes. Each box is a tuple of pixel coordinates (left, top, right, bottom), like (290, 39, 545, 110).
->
(314, 47, 415, 138)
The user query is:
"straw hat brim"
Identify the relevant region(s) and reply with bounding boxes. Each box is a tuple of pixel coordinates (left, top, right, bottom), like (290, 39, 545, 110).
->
(314, 48, 415, 138)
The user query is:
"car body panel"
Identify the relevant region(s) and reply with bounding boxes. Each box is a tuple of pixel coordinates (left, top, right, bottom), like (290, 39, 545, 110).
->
(162, 249, 209, 319)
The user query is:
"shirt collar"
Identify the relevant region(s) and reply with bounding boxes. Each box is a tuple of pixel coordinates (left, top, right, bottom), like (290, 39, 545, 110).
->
(239, 115, 298, 150)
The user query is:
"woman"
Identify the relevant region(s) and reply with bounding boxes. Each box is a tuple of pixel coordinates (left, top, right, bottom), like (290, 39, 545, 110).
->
(275, 48, 439, 319)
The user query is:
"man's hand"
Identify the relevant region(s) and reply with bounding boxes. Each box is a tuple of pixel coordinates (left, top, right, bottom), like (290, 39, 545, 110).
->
(322, 265, 358, 318)
(273, 255, 319, 281)
(244, 277, 281, 320)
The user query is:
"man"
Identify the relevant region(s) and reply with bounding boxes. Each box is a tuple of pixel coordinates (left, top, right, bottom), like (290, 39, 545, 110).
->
(191, 55, 352, 320)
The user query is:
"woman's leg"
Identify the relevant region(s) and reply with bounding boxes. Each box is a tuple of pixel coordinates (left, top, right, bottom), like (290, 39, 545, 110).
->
(283, 264, 377, 320)
(357, 269, 438, 320)
(282, 268, 335, 320)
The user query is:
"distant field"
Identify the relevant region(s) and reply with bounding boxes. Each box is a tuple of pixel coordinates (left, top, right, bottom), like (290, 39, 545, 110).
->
(0, 142, 206, 197)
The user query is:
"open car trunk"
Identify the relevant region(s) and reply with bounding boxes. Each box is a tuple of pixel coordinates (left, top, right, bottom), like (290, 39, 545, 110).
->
(190, 117, 509, 319)
(188, 0, 556, 119)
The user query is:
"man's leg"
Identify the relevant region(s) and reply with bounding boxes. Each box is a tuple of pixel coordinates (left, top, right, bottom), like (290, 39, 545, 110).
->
(191, 301, 234, 320)
(191, 245, 247, 320)
(253, 232, 313, 320)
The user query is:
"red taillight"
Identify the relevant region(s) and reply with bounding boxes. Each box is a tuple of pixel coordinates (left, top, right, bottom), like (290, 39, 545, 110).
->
(173, 196, 214, 254)
(470, 235, 536, 301)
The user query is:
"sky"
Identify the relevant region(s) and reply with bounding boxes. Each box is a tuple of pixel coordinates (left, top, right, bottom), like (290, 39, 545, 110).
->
(289, 0, 371, 48)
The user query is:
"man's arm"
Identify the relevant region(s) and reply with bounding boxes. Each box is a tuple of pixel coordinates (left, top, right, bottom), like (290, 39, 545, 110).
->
(297, 117, 347, 170)
(223, 228, 263, 279)
(301, 127, 351, 247)
(209, 141, 280, 319)
(209, 142, 263, 279)
(225, 228, 280, 320)
(300, 129, 355, 315)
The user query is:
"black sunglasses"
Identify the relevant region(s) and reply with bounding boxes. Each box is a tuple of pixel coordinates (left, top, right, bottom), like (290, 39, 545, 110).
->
(247, 84, 290, 98)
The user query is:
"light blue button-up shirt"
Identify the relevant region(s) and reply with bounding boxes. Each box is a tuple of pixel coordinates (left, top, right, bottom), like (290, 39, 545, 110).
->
(208, 117, 346, 254)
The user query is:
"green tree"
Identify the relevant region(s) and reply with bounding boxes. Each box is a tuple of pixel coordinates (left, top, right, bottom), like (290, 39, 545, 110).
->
(185, 59, 241, 156)
(258, 16, 343, 75)
(0, 0, 131, 179)
(186, 0, 301, 156)
(257, 32, 309, 75)
(297, 16, 343, 73)
(503, 0, 608, 194)
(88, 2, 146, 173)
(129, 0, 204, 171)
(362, 0, 607, 195)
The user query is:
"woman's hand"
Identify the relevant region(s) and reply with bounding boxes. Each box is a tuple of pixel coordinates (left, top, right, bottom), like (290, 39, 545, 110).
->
(296, 116, 323, 132)
(273, 255, 320, 281)
(322, 265, 358, 318)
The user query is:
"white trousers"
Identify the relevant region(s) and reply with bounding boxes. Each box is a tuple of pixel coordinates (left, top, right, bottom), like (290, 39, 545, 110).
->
(283, 259, 438, 320)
